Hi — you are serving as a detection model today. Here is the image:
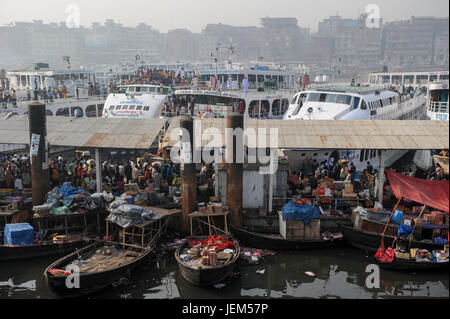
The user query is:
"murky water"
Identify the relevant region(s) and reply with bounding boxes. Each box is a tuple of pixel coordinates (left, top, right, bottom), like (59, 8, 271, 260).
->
(0, 247, 448, 299)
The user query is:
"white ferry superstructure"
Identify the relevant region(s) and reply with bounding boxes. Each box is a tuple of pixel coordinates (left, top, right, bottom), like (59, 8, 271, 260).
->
(282, 85, 427, 171)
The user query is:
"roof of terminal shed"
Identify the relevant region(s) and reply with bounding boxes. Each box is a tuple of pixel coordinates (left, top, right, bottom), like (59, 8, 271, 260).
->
(0, 115, 166, 150)
(165, 117, 449, 150)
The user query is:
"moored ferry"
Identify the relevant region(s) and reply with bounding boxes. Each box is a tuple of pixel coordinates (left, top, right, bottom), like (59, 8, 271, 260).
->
(283, 84, 427, 171)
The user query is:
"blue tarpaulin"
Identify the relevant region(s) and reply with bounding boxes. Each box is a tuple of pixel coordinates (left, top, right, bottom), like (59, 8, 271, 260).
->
(4, 223, 34, 246)
(281, 202, 320, 226)
(60, 186, 84, 197)
(398, 224, 413, 238)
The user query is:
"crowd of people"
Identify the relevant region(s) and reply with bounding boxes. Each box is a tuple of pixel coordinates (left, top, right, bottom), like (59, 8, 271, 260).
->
(134, 67, 195, 87)
(0, 154, 31, 194)
(39, 153, 186, 196)
(287, 157, 379, 197)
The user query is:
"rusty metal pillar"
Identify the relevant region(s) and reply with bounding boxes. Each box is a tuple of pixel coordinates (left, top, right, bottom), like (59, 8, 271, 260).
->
(226, 114, 244, 228)
(180, 116, 197, 234)
(28, 102, 50, 206)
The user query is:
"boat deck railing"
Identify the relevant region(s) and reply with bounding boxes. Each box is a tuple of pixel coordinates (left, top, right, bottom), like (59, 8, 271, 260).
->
(427, 100, 449, 114)
(3, 95, 108, 109)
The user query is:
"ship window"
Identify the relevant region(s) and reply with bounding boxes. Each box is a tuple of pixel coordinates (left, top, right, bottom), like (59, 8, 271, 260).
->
(86, 104, 97, 117)
(96, 104, 102, 117)
(361, 100, 368, 110)
(122, 105, 129, 110)
(144, 106, 150, 111)
(248, 101, 260, 118)
(260, 100, 270, 118)
(128, 87, 135, 92)
(281, 99, 289, 114)
(140, 87, 148, 93)
(352, 97, 361, 110)
(292, 94, 305, 116)
(46, 110, 53, 116)
(109, 105, 115, 110)
(135, 87, 141, 92)
(291, 94, 299, 105)
(272, 99, 281, 116)
(136, 106, 143, 110)
(56, 107, 69, 117)
(71, 107, 83, 117)
(129, 105, 136, 110)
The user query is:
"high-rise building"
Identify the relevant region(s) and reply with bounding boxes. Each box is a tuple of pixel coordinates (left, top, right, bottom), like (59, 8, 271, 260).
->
(260, 17, 309, 62)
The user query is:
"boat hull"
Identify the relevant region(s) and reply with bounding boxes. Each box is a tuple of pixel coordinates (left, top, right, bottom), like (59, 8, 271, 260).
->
(338, 222, 444, 253)
(375, 258, 449, 271)
(0, 238, 90, 261)
(44, 241, 151, 298)
(175, 238, 239, 287)
(230, 225, 343, 251)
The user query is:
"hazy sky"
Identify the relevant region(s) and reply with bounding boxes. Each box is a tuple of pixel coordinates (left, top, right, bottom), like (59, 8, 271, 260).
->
(0, 0, 448, 32)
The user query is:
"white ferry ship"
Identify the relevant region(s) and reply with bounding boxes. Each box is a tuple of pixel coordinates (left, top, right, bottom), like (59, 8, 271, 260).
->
(101, 64, 299, 119)
(413, 81, 448, 172)
(163, 66, 298, 119)
(102, 84, 170, 119)
(283, 85, 427, 171)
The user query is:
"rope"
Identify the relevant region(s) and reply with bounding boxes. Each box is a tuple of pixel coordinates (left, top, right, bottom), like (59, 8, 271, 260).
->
(408, 205, 426, 250)
(380, 197, 402, 248)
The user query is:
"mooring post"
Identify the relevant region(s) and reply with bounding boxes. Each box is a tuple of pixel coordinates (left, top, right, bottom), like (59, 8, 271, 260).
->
(226, 113, 244, 228)
(180, 116, 197, 233)
(95, 148, 102, 193)
(378, 150, 386, 206)
(28, 102, 50, 206)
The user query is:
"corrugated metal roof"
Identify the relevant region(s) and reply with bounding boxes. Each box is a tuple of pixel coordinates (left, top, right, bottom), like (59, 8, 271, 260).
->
(165, 118, 449, 150)
(0, 115, 166, 149)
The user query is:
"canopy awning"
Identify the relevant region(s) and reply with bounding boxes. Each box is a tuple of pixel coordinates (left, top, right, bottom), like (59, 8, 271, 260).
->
(385, 169, 449, 213)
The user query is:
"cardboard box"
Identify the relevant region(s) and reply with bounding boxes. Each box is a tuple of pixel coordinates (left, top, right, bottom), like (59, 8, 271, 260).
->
(410, 248, 419, 258)
(279, 212, 305, 239)
(304, 220, 321, 240)
(395, 251, 410, 260)
(344, 184, 354, 194)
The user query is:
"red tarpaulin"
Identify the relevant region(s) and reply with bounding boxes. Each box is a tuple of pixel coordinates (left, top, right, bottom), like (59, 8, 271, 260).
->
(385, 169, 449, 213)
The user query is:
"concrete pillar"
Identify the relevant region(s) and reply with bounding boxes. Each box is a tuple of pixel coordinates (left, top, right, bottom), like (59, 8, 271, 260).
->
(268, 151, 275, 214)
(95, 148, 102, 193)
(378, 150, 386, 205)
(180, 116, 197, 233)
(28, 102, 50, 206)
(215, 148, 219, 198)
(226, 114, 244, 227)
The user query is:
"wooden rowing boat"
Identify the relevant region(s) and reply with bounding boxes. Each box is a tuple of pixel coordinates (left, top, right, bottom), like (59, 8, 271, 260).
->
(0, 236, 91, 261)
(44, 240, 151, 298)
(230, 225, 343, 251)
(175, 237, 240, 287)
(375, 258, 449, 271)
(338, 222, 445, 253)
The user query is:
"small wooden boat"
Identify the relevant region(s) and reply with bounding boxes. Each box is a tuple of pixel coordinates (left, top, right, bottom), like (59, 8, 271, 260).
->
(44, 240, 151, 298)
(175, 236, 240, 287)
(338, 222, 445, 253)
(0, 236, 91, 261)
(230, 225, 343, 251)
(375, 258, 449, 271)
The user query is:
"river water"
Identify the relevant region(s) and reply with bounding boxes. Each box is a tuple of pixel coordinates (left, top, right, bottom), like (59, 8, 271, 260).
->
(0, 246, 448, 299)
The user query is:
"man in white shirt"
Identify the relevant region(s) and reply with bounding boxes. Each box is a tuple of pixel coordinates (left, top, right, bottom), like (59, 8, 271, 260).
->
(15, 176, 24, 194)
